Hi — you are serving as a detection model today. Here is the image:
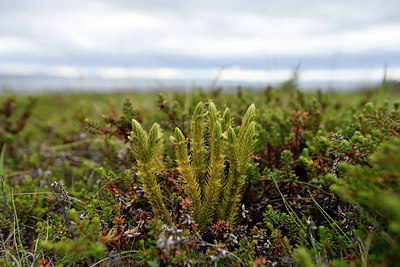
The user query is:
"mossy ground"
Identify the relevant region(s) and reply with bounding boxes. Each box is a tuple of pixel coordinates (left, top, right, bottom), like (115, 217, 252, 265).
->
(1, 83, 400, 266)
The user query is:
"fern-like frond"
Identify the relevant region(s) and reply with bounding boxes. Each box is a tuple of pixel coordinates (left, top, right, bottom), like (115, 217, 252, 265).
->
(217, 127, 240, 222)
(170, 127, 202, 221)
(239, 121, 257, 169)
(153, 138, 165, 171)
(199, 121, 225, 229)
(170, 102, 257, 230)
(129, 119, 171, 225)
(137, 161, 171, 224)
(129, 119, 147, 161)
(207, 101, 219, 145)
(221, 108, 232, 133)
(238, 104, 256, 145)
(217, 104, 257, 226)
(190, 102, 207, 196)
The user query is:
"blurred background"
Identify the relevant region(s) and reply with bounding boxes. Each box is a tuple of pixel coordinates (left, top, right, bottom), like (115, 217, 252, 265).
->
(0, 0, 399, 93)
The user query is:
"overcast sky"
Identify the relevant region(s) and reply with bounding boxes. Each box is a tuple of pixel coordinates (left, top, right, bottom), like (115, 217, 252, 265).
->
(0, 0, 399, 83)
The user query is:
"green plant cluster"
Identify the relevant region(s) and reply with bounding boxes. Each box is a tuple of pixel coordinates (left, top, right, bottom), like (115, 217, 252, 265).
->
(0, 97, 35, 147)
(1, 81, 400, 266)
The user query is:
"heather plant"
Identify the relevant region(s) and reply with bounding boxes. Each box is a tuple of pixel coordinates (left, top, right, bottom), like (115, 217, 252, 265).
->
(256, 89, 327, 170)
(0, 97, 36, 147)
(156, 93, 188, 135)
(331, 137, 400, 266)
(85, 98, 142, 141)
(85, 98, 144, 171)
(40, 209, 105, 265)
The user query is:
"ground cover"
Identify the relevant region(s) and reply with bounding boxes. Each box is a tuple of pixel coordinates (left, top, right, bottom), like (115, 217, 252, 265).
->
(1, 82, 400, 266)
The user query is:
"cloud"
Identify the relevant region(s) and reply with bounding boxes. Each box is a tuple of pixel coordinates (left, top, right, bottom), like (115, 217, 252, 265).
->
(0, 36, 40, 53)
(0, 0, 399, 70)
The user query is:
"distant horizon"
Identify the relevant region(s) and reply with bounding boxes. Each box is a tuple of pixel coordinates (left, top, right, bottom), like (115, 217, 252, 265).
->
(1, 65, 396, 94)
(2, 41, 399, 93)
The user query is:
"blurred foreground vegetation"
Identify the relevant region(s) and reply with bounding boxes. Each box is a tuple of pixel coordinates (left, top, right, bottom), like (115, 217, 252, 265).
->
(1, 81, 400, 266)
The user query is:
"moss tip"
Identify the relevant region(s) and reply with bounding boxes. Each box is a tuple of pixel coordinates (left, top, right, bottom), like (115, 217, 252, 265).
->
(194, 102, 204, 115)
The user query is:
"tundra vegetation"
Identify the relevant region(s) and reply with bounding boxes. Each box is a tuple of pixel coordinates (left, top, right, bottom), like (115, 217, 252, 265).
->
(0, 81, 400, 266)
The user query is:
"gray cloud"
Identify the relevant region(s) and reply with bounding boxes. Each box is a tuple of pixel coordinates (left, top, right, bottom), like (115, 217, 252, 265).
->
(0, 0, 399, 69)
